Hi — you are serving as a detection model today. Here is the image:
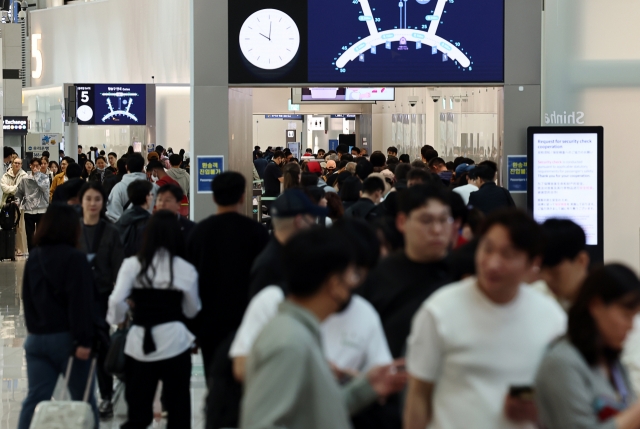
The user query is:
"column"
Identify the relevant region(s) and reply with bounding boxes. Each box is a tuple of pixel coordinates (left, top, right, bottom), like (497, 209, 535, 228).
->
(502, 0, 543, 208)
(191, 0, 254, 221)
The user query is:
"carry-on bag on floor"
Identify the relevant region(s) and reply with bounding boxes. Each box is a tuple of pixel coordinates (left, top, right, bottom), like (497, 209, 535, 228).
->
(0, 230, 16, 261)
(29, 356, 97, 429)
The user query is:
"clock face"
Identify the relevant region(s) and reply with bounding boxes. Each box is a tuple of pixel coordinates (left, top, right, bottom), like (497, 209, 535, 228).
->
(239, 9, 300, 70)
(77, 105, 94, 122)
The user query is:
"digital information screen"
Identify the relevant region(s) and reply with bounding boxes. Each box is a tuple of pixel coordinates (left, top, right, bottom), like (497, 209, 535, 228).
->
(527, 127, 604, 262)
(301, 87, 395, 101)
(76, 84, 147, 126)
(229, 0, 504, 84)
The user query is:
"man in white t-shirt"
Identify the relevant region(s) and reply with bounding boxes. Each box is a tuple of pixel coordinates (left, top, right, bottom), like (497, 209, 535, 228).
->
(404, 209, 567, 429)
(229, 286, 392, 377)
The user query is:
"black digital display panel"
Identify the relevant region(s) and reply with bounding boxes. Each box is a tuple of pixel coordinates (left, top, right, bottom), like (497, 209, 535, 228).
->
(76, 84, 147, 126)
(229, 0, 504, 84)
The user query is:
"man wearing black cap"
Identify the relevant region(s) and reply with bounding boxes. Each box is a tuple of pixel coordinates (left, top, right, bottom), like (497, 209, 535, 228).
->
(248, 189, 327, 298)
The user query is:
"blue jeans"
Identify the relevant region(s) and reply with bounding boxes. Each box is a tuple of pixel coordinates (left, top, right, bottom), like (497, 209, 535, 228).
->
(17, 332, 99, 429)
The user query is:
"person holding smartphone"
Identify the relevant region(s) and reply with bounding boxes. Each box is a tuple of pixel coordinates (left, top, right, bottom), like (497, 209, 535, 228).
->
(535, 264, 640, 429)
(404, 209, 567, 429)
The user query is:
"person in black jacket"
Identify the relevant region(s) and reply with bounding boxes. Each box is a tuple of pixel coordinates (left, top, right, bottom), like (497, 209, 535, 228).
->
(345, 176, 385, 222)
(467, 162, 516, 214)
(155, 184, 195, 240)
(78, 182, 124, 419)
(18, 204, 101, 429)
(115, 180, 152, 257)
(88, 156, 114, 184)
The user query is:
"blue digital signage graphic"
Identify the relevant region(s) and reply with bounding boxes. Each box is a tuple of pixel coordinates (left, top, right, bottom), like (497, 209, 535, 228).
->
(307, 0, 504, 83)
(94, 84, 147, 125)
(77, 84, 147, 126)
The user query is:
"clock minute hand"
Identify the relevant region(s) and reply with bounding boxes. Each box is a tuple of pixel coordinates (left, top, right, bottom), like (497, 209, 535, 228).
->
(269, 21, 272, 40)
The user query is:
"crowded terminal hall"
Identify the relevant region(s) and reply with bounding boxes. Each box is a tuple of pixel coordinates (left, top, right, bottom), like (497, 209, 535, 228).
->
(1, 0, 638, 428)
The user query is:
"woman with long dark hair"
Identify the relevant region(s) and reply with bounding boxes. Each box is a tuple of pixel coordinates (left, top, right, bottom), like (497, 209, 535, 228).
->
(78, 182, 124, 418)
(81, 159, 95, 182)
(108, 210, 201, 428)
(535, 264, 640, 429)
(282, 162, 301, 190)
(18, 204, 101, 429)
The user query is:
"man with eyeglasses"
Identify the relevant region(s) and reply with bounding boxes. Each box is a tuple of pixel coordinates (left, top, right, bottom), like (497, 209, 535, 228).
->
(359, 184, 454, 359)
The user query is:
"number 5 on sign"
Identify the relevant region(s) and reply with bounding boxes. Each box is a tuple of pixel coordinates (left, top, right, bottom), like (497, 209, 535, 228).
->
(32, 34, 42, 79)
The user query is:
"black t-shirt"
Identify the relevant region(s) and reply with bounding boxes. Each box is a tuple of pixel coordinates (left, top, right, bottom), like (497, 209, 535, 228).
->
(248, 238, 285, 298)
(263, 162, 283, 197)
(358, 251, 452, 358)
(186, 212, 269, 349)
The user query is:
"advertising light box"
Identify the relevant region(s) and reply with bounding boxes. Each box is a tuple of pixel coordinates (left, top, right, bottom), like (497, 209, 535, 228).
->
(3, 116, 28, 135)
(76, 84, 147, 125)
(527, 126, 604, 263)
(229, 0, 504, 84)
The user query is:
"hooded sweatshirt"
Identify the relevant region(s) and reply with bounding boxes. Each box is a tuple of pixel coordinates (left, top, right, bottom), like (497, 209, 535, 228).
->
(106, 172, 158, 223)
(166, 168, 190, 197)
(115, 205, 151, 258)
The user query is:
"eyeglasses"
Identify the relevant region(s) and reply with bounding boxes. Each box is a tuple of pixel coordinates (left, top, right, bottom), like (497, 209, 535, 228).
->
(417, 216, 455, 228)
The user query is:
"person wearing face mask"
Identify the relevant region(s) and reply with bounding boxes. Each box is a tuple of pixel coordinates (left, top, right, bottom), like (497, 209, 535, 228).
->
(15, 158, 50, 252)
(77, 182, 124, 419)
(145, 160, 188, 206)
(89, 156, 114, 184)
(239, 226, 406, 429)
(403, 209, 566, 429)
(535, 264, 640, 429)
(222, 220, 393, 429)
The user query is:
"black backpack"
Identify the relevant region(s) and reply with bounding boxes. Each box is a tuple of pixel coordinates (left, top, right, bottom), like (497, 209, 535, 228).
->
(121, 217, 148, 258)
(0, 197, 20, 231)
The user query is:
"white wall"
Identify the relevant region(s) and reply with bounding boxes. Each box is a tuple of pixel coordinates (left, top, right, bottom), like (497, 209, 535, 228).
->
(156, 85, 190, 154)
(543, 0, 640, 270)
(29, 0, 189, 86)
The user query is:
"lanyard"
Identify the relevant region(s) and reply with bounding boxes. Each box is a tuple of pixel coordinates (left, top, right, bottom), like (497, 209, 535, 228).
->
(611, 363, 630, 406)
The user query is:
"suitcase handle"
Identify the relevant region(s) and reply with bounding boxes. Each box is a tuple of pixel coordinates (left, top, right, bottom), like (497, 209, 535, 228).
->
(60, 356, 97, 403)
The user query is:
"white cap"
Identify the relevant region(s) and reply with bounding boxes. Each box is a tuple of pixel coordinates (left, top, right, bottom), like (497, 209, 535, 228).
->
(183, 152, 190, 161)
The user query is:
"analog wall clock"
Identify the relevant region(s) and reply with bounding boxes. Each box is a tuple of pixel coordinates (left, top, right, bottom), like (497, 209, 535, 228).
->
(239, 9, 300, 70)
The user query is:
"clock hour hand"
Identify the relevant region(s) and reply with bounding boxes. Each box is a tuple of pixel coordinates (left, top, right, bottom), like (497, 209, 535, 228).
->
(259, 32, 271, 41)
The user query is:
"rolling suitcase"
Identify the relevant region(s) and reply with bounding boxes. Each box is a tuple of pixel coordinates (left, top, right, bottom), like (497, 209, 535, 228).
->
(29, 356, 97, 429)
(0, 230, 16, 261)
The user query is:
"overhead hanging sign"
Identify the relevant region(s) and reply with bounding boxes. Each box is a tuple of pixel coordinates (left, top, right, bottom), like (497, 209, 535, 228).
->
(76, 84, 147, 125)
